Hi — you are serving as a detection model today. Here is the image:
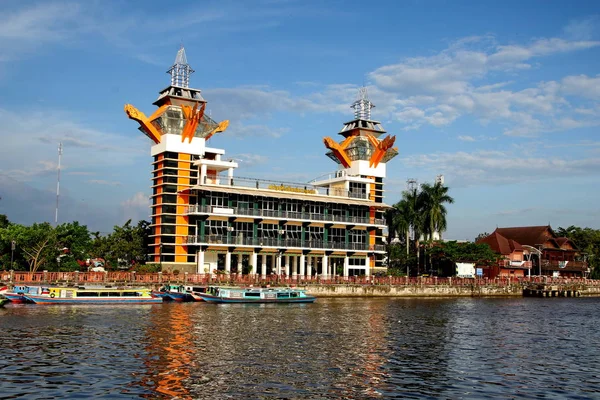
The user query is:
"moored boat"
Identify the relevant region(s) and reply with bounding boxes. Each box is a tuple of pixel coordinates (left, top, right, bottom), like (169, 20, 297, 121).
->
(1, 286, 49, 304)
(184, 285, 208, 301)
(24, 287, 162, 304)
(198, 286, 316, 304)
(152, 284, 194, 302)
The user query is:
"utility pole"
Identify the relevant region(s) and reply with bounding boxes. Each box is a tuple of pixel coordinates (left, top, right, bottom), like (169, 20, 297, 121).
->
(55, 142, 62, 226)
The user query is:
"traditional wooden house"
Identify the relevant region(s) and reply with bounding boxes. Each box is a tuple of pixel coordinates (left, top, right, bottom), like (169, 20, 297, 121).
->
(479, 226, 588, 278)
(476, 231, 530, 278)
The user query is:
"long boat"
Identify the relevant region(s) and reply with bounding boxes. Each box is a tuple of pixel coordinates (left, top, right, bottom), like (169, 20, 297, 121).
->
(198, 286, 316, 304)
(152, 284, 195, 302)
(24, 287, 162, 304)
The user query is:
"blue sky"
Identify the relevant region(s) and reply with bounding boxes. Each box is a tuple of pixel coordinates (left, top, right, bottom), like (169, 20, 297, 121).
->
(1, 0, 599, 240)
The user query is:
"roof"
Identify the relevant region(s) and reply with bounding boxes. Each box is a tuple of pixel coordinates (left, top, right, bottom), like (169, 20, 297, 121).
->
(493, 226, 554, 247)
(477, 232, 523, 255)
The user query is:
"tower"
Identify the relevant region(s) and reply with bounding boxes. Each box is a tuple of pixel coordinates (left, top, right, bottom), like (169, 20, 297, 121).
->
(124, 47, 230, 268)
(317, 87, 399, 268)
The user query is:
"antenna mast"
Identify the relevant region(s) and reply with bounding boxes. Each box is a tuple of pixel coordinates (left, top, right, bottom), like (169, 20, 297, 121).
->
(55, 142, 62, 226)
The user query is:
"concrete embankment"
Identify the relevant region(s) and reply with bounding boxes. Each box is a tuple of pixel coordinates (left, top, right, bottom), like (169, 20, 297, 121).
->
(304, 284, 600, 298)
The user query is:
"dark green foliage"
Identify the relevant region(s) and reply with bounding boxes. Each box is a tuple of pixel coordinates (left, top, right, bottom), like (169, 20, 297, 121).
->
(0, 217, 151, 271)
(556, 226, 600, 278)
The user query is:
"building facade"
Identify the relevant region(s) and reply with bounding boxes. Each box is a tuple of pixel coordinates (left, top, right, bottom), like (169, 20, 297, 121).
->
(125, 48, 398, 277)
(478, 226, 588, 278)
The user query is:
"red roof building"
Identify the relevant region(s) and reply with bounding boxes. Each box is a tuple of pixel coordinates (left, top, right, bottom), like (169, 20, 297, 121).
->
(478, 226, 588, 278)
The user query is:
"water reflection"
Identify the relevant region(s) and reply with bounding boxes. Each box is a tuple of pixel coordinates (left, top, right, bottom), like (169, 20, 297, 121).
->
(2, 298, 600, 399)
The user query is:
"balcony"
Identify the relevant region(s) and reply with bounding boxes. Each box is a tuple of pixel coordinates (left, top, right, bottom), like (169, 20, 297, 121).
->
(498, 260, 532, 268)
(184, 204, 386, 226)
(199, 174, 370, 200)
(185, 235, 386, 252)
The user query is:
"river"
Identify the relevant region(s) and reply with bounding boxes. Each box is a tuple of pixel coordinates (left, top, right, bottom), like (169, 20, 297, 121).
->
(1, 297, 599, 399)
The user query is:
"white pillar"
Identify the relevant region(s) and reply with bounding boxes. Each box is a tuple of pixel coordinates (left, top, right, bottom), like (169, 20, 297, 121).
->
(365, 255, 370, 277)
(322, 255, 328, 278)
(261, 254, 267, 278)
(292, 256, 297, 278)
(237, 255, 243, 275)
(307, 256, 312, 278)
(299, 254, 306, 277)
(228, 167, 234, 185)
(276, 253, 282, 275)
(225, 251, 231, 273)
(197, 250, 205, 274)
(271, 254, 276, 275)
(200, 164, 207, 184)
(285, 256, 290, 276)
(343, 256, 349, 277)
(251, 252, 258, 275)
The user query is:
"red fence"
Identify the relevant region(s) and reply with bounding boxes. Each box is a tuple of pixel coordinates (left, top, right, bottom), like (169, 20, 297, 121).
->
(1, 270, 598, 287)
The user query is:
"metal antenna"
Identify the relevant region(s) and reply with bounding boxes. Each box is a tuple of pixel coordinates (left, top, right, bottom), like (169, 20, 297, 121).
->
(167, 46, 194, 88)
(351, 87, 375, 120)
(55, 142, 62, 226)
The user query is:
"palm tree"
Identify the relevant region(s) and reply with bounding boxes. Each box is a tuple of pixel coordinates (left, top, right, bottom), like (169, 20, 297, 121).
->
(418, 182, 454, 241)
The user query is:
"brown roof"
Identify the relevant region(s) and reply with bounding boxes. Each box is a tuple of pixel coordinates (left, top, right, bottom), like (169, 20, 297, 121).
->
(477, 232, 523, 255)
(493, 226, 554, 247)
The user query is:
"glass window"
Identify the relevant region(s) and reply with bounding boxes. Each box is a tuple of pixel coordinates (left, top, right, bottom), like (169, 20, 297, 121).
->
(286, 225, 301, 239)
(162, 194, 177, 204)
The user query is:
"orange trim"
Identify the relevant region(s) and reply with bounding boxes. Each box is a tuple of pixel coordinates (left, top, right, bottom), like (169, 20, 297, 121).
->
(323, 135, 355, 168)
(124, 104, 163, 144)
(180, 103, 205, 143)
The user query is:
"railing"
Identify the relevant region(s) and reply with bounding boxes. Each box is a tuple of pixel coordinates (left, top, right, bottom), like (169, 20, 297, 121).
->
(184, 235, 386, 252)
(184, 204, 386, 226)
(2, 270, 599, 287)
(199, 174, 370, 201)
(498, 260, 532, 268)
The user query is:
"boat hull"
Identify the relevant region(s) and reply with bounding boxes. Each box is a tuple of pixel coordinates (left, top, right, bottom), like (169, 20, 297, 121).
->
(3, 293, 33, 304)
(24, 295, 163, 305)
(198, 292, 316, 304)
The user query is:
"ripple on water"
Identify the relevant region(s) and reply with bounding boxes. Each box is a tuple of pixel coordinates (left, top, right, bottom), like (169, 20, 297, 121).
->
(1, 298, 600, 398)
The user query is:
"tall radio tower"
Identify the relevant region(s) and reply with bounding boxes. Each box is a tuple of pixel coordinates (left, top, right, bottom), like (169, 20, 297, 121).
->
(55, 142, 62, 226)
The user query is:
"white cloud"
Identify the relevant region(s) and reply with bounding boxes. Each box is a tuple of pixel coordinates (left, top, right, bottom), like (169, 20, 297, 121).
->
(458, 135, 476, 142)
(88, 180, 122, 186)
(119, 192, 150, 223)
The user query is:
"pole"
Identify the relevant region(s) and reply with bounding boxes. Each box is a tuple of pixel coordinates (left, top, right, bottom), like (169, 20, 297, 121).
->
(11, 240, 15, 269)
(55, 142, 63, 226)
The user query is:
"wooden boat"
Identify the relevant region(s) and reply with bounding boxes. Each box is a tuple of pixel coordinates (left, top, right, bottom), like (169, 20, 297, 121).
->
(1, 286, 49, 304)
(24, 287, 162, 304)
(198, 286, 316, 304)
(152, 284, 195, 302)
(184, 285, 208, 301)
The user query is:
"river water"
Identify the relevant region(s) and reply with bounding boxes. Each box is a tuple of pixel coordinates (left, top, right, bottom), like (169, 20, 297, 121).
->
(1, 297, 599, 399)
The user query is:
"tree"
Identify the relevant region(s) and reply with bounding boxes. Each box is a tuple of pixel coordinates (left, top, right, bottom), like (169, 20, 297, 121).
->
(91, 219, 151, 269)
(474, 232, 490, 242)
(418, 181, 454, 241)
(429, 241, 500, 276)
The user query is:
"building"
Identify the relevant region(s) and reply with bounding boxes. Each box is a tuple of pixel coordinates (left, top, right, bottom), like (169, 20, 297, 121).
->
(477, 226, 588, 278)
(125, 48, 398, 277)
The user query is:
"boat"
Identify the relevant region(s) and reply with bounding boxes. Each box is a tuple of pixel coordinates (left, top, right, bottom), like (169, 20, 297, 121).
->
(24, 286, 162, 304)
(184, 285, 208, 301)
(152, 284, 195, 302)
(1, 285, 49, 303)
(0, 298, 9, 307)
(198, 286, 316, 304)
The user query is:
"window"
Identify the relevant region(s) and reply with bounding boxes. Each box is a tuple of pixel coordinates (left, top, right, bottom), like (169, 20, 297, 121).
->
(330, 228, 345, 244)
(349, 229, 366, 244)
(164, 160, 178, 169)
(162, 194, 177, 204)
(259, 198, 276, 211)
(205, 220, 227, 236)
(164, 152, 179, 160)
(286, 225, 301, 239)
(164, 185, 178, 193)
(259, 223, 278, 238)
(209, 192, 227, 207)
(308, 226, 323, 240)
(162, 204, 176, 214)
(162, 215, 176, 224)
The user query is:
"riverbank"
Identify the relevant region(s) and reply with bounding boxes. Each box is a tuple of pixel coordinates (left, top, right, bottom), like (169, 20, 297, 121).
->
(3, 270, 600, 298)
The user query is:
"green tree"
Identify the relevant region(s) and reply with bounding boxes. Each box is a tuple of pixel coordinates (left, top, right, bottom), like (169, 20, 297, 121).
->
(418, 181, 454, 241)
(91, 219, 150, 269)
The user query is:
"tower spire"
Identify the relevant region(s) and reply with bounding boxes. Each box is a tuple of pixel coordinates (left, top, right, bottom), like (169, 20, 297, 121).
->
(167, 46, 195, 88)
(351, 87, 374, 120)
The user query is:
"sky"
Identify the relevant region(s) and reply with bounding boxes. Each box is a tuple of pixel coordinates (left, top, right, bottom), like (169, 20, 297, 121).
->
(0, 0, 599, 241)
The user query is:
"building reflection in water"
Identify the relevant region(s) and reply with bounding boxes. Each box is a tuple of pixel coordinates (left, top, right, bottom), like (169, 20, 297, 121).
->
(138, 305, 195, 399)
